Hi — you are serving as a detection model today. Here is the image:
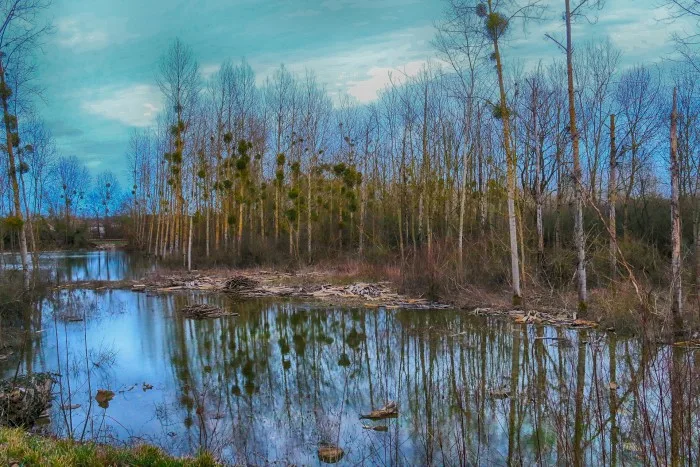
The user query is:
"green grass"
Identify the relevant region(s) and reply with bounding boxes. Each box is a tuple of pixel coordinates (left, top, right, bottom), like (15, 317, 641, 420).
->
(0, 428, 219, 466)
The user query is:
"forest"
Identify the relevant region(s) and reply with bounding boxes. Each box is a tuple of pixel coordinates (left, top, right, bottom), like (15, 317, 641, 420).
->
(2, 0, 700, 331)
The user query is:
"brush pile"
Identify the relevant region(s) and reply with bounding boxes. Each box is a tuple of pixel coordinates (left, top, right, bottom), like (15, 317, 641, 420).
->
(0, 373, 53, 427)
(223, 276, 259, 293)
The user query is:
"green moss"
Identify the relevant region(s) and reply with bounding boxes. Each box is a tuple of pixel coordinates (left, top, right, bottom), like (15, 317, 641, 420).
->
(0, 427, 218, 465)
(577, 300, 588, 313)
(512, 294, 523, 307)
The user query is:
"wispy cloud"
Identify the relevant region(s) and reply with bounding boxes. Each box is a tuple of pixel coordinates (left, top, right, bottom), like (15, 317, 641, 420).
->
(246, 25, 435, 102)
(56, 14, 137, 52)
(56, 16, 110, 51)
(81, 84, 162, 127)
(346, 60, 432, 103)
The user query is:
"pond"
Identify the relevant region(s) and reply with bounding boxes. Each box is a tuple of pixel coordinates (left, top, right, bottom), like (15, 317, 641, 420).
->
(0, 250, 154, 282)
(2, 251, 699, 465)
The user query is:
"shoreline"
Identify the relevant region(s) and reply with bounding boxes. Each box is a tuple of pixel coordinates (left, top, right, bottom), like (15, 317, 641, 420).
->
(53, 266, 602, 331)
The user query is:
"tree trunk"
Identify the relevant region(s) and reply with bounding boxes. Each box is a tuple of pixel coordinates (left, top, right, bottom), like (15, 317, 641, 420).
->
(458, 145, 468, 266)
(566, 0, 587, 311)
(206, 204, 210, 258)
(307, 170, 312, 259)
(670, 87, 683, 333)
(609, 114, 618, 282)
(0, 60, 29, 287)
(489, 3, 521, 303)
(695, 215, 700, 319)
(187, 215, 193, 272)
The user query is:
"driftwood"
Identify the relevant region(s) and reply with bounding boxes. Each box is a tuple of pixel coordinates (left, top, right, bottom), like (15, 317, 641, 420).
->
(0, 373, 54, 427)
(137, 272, 451, 310)
(179, 304, 237, 319)
(360, 400, 398, 420)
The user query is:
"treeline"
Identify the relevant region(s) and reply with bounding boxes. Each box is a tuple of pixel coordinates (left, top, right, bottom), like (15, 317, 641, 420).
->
(0, 142, 127, 249)
(127, 2, 700, 313)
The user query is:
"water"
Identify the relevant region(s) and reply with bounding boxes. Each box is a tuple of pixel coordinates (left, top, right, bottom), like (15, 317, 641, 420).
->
(2, 251, 699, 465)
(0, 250, 153, 282)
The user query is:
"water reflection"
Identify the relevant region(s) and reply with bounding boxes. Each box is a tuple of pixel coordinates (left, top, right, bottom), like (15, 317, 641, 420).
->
(4, 289, 700, 465)
(0, 250, 154, 282)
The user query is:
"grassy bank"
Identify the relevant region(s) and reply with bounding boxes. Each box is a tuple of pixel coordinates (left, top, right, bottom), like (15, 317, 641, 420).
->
(0, 428, 218, 466)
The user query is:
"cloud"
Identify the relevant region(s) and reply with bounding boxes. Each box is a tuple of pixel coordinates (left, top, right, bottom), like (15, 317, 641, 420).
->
(81, 84, 162, 127)
(56, 14, 138, 52)
(346, 60, 431, 103)
(247, 25, 436, 103)
(200, 63, 221, 80)
(56, 16, 110, 51)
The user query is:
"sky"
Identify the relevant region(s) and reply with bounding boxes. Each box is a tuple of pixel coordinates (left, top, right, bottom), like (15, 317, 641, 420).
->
(35, 0, 691, 184)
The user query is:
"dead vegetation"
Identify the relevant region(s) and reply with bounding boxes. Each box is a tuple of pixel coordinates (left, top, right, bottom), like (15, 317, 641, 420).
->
(131, 269, 450, 310)
(0, 373, 53, 428)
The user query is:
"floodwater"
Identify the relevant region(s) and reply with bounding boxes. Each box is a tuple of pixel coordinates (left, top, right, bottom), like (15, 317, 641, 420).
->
(2, 251, 699, 465)
(0, 250, 154, 282)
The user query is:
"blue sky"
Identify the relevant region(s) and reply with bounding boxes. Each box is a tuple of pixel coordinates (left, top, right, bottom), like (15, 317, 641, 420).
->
(36, 0, 688, 183)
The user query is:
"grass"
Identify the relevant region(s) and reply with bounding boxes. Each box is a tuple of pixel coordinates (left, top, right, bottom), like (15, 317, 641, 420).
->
(0, 428, 219, 466)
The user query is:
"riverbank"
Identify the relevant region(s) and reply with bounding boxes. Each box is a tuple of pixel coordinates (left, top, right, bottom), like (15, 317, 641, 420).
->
(0, 428, 217, 466)
(53, 262, 614, 331)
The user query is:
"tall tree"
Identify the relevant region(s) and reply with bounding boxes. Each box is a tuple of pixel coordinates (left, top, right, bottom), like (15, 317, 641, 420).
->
(444, 0, 543, 304)
(670, 87, 683, 333)
(156, 38, 199, 259)
(0, 0, 51, 286)
(547, 0, 604, 312)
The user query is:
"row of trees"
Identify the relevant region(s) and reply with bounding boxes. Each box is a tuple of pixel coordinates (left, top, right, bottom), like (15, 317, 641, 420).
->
(124, 0, 699, 317)
(0, 143, 126, 247)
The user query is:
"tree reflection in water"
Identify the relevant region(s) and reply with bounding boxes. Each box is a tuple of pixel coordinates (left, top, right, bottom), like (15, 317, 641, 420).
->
(3, 289, 700, 465)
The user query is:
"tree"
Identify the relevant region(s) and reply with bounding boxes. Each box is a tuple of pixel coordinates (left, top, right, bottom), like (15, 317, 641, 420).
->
(53, 155, 90, 244)
(0, 0, 51, 286)
(156, 38, 199, 259)
(670, 87, 683, 332)
(547, 0, 605, 312)
(435, 3, 489, 265)
(442, 0, 543, 304)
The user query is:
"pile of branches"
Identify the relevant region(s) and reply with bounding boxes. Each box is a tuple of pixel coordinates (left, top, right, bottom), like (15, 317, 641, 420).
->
(223, 276, 259, 294)
(347, 283, 384, 299)
(0, 373, 54, 427)
(179, 303, 236, 319)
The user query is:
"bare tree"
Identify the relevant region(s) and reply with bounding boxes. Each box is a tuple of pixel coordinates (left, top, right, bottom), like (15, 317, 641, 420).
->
(670, 87, 683, 332)
(443, 0, 543, 304)
(547, 0, 604, 312)
(0, 0, 51, 286)
(156, 38, 199, 261)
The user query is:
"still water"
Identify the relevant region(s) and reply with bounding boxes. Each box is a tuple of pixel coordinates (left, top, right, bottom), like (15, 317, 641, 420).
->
(0, 250, 153, 282)
(2, 251, 699, 465)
